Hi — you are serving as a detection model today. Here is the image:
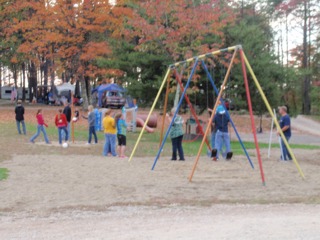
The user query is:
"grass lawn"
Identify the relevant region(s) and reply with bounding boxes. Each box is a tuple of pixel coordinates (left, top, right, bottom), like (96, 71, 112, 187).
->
(0, 121, 319, 180)
(0, 122, 319, 160)
(0, 168, 9, 181)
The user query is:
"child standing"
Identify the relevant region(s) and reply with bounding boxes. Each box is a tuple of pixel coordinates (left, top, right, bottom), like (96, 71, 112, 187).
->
(30, 109, 50, 144)
(15, 100, 26, 135)
(115, 113, 128, 158)
(82, 105, 98, 144)
(55, 109, 68, 145)
(166, 108, 185, 161)
(102, 109, 117, 157)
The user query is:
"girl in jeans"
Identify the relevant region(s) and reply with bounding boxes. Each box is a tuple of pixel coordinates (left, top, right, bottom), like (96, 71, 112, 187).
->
(30, 109, 50, 144)
(82, 105, 98, 144)
(115, 112, 128, 158)
(54, 109, 68, 145)
(166, 108, 185, 161)
(102, 109, 117, 157)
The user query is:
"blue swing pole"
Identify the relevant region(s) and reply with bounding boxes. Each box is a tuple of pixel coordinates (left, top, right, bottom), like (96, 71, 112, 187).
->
(201, 60, 254, 169)
(152, 59, 199, 170)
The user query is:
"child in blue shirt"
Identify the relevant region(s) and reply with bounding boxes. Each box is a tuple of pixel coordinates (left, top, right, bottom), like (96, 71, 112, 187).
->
(115, 113, 128, 158)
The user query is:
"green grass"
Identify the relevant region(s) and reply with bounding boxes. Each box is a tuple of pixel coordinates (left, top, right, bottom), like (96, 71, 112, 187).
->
(125, 130, 320, 157)
(0, 168, 9, 181)
(1, 122, 319, 159)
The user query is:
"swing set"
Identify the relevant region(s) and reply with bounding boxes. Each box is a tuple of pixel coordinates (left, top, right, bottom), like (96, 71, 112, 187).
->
(128, 45, 305, 185)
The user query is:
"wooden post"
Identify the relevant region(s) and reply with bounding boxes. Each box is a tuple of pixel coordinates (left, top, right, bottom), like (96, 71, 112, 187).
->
(159, 76, 171, 147)
(71, 93, 75, 143)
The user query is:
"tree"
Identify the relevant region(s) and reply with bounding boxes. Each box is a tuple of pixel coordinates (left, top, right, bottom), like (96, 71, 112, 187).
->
(103, 0, 235, 104)
(271, 0, 320, 114)
(223, 2, 285, 117)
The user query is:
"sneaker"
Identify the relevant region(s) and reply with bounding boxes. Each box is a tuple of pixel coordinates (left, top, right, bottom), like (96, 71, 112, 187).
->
(171, 159, 177, 161)
(226, 152, 233, 161)
(211, 149, 217, 158)
(86, 143, 91, 145)
(179, 159, 185, 161)
(30, 140, 35, 144)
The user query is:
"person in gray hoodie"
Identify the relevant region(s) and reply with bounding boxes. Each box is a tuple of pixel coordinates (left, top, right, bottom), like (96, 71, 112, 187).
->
(82, 105, 98, 144)
(15, 100, 26, 135)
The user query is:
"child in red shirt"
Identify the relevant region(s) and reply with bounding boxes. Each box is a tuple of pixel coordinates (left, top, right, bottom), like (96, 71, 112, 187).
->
(55, 109, 68, 145)
(30, 109, 50, 144)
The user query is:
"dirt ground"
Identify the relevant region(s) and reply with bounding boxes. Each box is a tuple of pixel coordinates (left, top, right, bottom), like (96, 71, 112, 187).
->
(1, 148, 320, 239)
(1, 103, 320, 239)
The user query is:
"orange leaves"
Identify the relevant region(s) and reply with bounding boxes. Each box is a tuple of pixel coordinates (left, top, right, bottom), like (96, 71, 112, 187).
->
(127, 0, 235, 61)
(0, 0, 130, 79)
(80, 42, 111, 61)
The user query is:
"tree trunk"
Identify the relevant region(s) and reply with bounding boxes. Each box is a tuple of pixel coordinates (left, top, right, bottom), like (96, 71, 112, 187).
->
(12, 64, 18, 102)
(80, 74, 89, 110)
(22, 63, 26, 101)
(43, 59, 48, 96)
(28, 61, 38, 102)
(86, 76, 92, 105)
(0, 63, 2, 99)
(75, 79, 81, 97)
(302, 0, 311, 115)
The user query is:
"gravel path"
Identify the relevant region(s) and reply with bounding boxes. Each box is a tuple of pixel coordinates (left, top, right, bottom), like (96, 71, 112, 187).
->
(1, 205, 320, 240)
(291, 115, 320, 136)
(235, 115, 320, 146)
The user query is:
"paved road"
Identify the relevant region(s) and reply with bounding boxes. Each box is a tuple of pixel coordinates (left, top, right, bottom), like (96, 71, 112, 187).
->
(232, 115, 320, 146)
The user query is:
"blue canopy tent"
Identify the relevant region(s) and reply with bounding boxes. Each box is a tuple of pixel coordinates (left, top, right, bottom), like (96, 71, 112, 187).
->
(97, 83, 125, 107)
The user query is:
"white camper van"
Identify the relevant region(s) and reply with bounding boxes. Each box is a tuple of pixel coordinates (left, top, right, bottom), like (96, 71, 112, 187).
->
(1, 86, 29, 100)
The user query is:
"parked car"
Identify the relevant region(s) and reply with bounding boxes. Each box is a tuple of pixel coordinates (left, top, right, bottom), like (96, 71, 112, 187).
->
(102, 91, 126, 109)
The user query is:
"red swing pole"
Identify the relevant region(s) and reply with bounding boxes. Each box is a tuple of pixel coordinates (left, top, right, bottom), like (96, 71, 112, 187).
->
(173, 69, 211, 150)
(239, 49, 266, 185)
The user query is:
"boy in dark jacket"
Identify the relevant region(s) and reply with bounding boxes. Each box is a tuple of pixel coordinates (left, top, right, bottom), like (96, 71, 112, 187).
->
(15, 100, 26, 135)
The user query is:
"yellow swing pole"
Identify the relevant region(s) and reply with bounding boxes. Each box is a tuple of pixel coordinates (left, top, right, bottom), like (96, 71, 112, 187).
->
(129, 68, 172, 162)
(189, 48, 238, 182)
(241, 51, 305, 179)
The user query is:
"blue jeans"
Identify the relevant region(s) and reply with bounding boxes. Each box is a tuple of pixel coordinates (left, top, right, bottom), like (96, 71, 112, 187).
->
(215, 130, 231, 159)
(16, 120, 26, 135)
(88, 126, 98, 144)
(211, 132, 216, 149)
(30, 125, 49, 143)
(58, 127, 68, 144)
(103, 134, 117, 156)
(281, 136, 292, 160)
(61, 122, 70, 141)
(171, 135, 185, 160)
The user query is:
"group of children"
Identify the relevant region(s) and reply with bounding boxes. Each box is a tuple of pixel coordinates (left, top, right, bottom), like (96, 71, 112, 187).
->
(28, 107, 70, 145)
(15, 101, 128, 158)
(102, 109, 128, 158)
